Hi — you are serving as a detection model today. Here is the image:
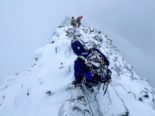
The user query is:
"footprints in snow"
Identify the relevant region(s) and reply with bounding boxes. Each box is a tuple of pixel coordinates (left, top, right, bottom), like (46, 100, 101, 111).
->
(46, 90, 54, 96)
(59, 62, 64, 69)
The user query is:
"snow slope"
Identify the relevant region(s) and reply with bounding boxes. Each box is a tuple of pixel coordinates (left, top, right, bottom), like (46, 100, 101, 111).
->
(0, 25, 155, 116)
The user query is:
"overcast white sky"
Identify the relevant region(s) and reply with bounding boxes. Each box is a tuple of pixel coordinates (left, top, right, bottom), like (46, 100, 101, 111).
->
(0, 0, 155, 86)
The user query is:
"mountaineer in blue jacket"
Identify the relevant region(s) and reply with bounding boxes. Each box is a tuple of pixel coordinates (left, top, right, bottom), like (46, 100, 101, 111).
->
(71, 40, 111, 87)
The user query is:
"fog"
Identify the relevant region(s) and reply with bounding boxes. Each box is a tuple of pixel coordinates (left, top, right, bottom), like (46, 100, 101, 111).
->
(0, 0, 155, 86)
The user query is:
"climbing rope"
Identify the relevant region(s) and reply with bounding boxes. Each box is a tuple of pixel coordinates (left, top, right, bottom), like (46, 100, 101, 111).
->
(81, 84, 95, 116)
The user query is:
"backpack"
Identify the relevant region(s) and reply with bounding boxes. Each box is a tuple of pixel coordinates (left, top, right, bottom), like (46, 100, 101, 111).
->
(72, 19, 76, 25)
(76, 17, 80, 23)
(80, 48, 109, 81)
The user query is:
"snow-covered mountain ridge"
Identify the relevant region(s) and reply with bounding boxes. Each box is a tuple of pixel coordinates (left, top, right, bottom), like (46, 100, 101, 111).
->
(0, 25, 155, 116)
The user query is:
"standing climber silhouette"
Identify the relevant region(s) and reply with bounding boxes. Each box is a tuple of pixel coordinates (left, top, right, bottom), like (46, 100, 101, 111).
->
(76, 16, 83, 27)
(70, 16, 76, 27)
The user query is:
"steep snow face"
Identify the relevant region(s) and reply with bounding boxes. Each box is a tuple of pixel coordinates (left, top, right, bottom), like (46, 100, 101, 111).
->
(0, 25, 155, 116)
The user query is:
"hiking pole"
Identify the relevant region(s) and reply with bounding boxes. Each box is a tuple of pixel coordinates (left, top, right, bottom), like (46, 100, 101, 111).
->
(81, 84, 94, 116)
(103, 81, 110, 95)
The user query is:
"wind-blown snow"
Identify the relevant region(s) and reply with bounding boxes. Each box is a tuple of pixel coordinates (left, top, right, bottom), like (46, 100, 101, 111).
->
(0, 25, 155, 116)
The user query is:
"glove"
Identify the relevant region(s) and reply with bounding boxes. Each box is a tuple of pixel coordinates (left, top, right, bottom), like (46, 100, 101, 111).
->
(72, 81, 77, 87)
(72, 81, 76, 85)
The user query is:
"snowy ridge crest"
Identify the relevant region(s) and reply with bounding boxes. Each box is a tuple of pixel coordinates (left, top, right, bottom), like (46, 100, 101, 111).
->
(0, 25, 155, 116)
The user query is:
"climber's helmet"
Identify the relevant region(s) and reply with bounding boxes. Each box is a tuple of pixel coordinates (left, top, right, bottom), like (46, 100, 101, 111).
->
(71, 40, 85, 56)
